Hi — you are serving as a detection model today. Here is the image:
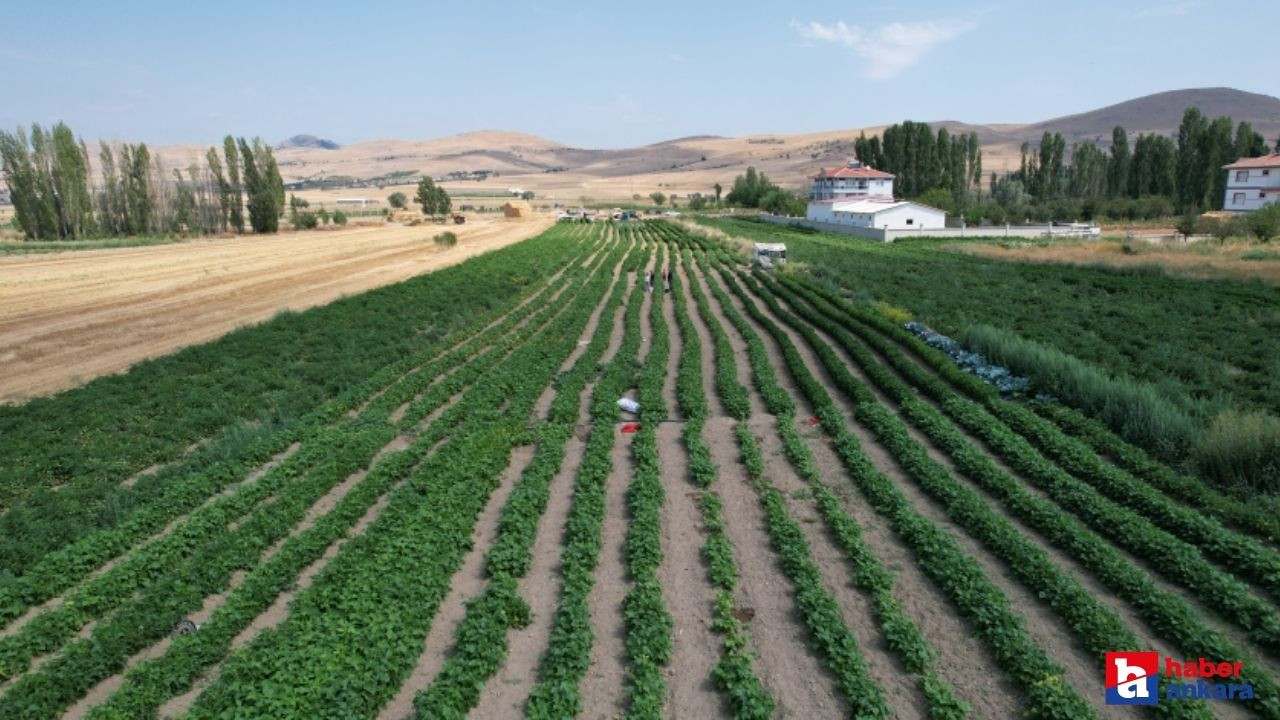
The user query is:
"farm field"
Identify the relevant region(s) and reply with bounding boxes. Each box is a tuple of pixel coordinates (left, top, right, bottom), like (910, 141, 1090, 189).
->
(1, 220, 1278, 719)
(0, 214, 551, 401)
(699, 218, 1280, 425)
(952, 239, 1280, 288)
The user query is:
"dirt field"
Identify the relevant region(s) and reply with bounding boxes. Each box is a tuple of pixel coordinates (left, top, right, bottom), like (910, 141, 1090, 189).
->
(0, 214, 551, 401)
(950, 238, 1280, 286)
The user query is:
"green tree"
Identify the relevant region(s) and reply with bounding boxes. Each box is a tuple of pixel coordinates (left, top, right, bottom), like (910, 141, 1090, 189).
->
(713, 182, 722, 204)
(758, 188, 805, 216)
(237, 137, 281, 233)
(1246, 205, 1280, 242)
(387, 191, 407, 209)
(1234, 121, 1267, 159)
(649, 191, 666, 206)
(1175, 210, 1199, 239)
(1067, 142, 1107, 198)
(207, 147, 230, 232)
(223, 136, 244, 233)
(317, 207, 330, 225)
(1203, 116, 1235, 210)
(1108, 126, 1130, 198)
(1176, 107, 1208, 211)
(916, 187, 955, 213)
(433, 186, 451, 219)
(333, 209, 348, 226)
(0, 127, 43, 240)
(520, 190, 535, 201)
(415, 176, 451, 220)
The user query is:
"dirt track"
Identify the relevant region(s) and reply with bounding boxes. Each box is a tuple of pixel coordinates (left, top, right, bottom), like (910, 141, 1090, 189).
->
(0, 215, 551, 402)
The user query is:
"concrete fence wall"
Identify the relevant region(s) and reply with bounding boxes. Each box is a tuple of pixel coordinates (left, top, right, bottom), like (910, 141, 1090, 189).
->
(758, 214, 1099, 242)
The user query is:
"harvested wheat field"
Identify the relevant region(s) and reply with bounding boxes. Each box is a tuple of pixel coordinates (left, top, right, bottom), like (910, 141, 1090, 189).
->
(0, 214, 550, 401)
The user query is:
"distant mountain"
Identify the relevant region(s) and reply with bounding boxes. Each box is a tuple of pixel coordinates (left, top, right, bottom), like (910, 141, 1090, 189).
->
(275, 134, 340, 150)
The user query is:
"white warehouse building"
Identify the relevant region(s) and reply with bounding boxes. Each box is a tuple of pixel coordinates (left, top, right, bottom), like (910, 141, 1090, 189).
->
(805, 160, 946, 230)
(1223, 152, 1280, 213)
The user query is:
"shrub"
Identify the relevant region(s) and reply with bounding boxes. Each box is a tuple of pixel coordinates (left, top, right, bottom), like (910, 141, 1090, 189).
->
(433, 231, 458, 247)
(332, 209, 348, 226)
(1195, 410, 1280, 493)
(873, 301, 913, 324)
(295, 211, 319, 230)
(959, 324, 1199, 459)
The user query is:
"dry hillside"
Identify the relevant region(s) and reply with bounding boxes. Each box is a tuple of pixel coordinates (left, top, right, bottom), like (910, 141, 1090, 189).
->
(61, 87, 1280, 203)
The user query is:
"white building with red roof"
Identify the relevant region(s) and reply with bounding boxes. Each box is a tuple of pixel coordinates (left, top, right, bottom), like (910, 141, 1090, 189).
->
(1223, 152, 1280, 213)
(805, 160, 945, 230)
(810, 160, 895, 200)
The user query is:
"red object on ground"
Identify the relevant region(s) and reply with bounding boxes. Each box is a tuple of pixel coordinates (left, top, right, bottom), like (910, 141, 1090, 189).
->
(620, 422, 640, 433)
(808, 417, 820, 426)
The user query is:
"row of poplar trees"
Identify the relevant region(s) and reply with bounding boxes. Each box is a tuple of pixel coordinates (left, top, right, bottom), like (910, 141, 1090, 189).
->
(1007, 108, 1271, 211)
(0, 122, 285, 241)
(851, 107, 1274, 213)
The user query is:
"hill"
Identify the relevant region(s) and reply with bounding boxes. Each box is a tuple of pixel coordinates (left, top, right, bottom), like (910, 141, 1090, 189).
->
(1026, 87, 1280, 145)
(138, 87, 1280, 200)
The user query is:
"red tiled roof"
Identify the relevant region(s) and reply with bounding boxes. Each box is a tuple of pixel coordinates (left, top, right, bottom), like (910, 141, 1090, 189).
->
(1223, 152, 1280, 169)
(815, 165, 895, 179)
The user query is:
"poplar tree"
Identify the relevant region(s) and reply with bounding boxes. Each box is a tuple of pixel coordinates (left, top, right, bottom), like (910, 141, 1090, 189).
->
(223, 135, 244, 233)
(207, 147, 230, 232)
(1176, 107, 1208, 211)
(0, 127, 42, 239)
(1108, 126, 1130, 198)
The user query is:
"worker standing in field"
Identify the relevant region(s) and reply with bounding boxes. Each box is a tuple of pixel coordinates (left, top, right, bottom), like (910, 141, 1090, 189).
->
(646, 269, 654, 293)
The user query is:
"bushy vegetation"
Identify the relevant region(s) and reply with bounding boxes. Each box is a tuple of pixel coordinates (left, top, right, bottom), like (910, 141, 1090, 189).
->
(725, 166, 806, 216)
(432, 230, 457, 247)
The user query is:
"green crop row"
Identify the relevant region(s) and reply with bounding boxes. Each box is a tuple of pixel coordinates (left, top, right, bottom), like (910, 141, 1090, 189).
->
(6, 230, 620, 719)
(702, 256, 1095, 720)
(757, 273, 1228, 719)
(775, 275, 1280, 717)
(690, 251, 892, 718)
(780, 275, 1280, 652)
(1033, 401, 1280, 542)
(620, 240, 674, 719)
(669, 245, 775, 719)
(0, 424, 396, 719)
(0, 231, 602, 631)
(0, 225, 585, 578)
(681, 241, 966, 719)
(181, 228, 622, 719)
(526, 232, 653, 718)
(411, 237, 634, 719)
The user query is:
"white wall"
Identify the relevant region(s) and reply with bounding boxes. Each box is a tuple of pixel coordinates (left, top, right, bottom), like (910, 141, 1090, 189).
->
(873, 204, 946, 230)
(1224, 166, 1280, 213)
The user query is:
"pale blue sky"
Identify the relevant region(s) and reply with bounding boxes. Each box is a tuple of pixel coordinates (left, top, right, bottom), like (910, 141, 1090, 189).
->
(2, 0, 1276, 148)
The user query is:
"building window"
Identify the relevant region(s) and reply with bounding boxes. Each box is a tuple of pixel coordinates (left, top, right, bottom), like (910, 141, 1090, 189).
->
(1232, 192, 1246, 205)
(1236, 170, 1249, 182)
(906, 218, 914, 225)
(1262, 192, 1267, 199)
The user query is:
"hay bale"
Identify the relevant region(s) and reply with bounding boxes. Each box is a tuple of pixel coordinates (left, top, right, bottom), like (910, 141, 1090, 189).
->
(502, 200, 532, 218)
